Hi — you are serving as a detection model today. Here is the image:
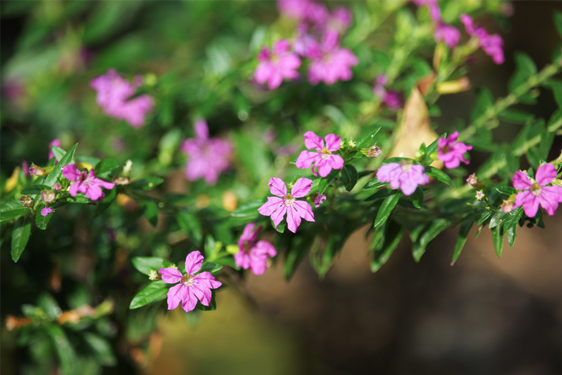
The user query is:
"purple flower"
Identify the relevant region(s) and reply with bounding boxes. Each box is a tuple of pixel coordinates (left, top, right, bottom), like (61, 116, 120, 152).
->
(376, 161, 430, 196)
(373, 74, 402, 110)
(90, 69, 154, 128)
(307, 30, 358, 85)
(49, 139, 61, 160)
(314, 193, 327, 208)
(62, 164, 115, 201)
(293, 27, 321, 58)
(437, 131, 473, 169)
(255, 40, 301, 90)
(460, 14, 504, 64)
(40, 207, 54, 217)
(158, 251, 222, 313)
(181, 119, 233, 185)
(277, 0, 311, 21)
(435, 23, 461, 48)
(234, 223, 277, 275)
(327, 7, 352, 34)
(258, 177, 315, 233)
(512, 164, 562, 217)
(22, 161, 29, 177)
(296, 131, 344, 177)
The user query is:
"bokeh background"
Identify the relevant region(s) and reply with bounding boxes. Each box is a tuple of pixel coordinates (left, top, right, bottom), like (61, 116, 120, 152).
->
(2, 1, 562, 375)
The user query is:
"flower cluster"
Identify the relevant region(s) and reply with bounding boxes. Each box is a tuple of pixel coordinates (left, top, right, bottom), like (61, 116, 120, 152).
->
(296, 131, 344, 177)
(412, 0, 460, 48)
(181, 119, 233, 185)
(91, 69, 155, 128)
(234, 223, 277, 275)
(460, 14, 504, 64)
(63, 164, 115, 201)
(437, 131, 472, 169)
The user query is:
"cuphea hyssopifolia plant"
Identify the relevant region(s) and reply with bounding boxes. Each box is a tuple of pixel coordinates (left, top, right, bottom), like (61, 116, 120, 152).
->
(3, 1, 562, 372)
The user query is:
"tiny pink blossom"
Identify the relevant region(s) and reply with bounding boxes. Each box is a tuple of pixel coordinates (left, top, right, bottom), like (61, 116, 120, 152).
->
(22, 161, 29, 177)
(90, 69, 154, 128)
(234, 223, 277, 275)
(53, 183, 62, 191)
(435, 23, 461, 48)
(437, 131, 473, 169)
(327, 7, 352, 34)
(307, 30, 358, 85)
(376, 162, 430, 196)
(373, 74, 402, 110)
(49, 139, 61, 160)
(62, 164, 115, 201)
(258, 177, 315, 233)
(158, 251, 222, 313)
(512, 164, 562, 217)
(314, 193, 327, 208)
(296, 131, 344, 177)
(255, 40, 301, 90)
(460, 14, 504, 64)
(41, 207, 54, 217)
(181, 119, 233, 185)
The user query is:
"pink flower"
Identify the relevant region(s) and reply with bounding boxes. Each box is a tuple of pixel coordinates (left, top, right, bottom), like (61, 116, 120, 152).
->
(53, 183, 62, 191)
(293, 26, 321, 58)
(181, 119, 233, 185)
(62, 164, 115, 201)
(277, 0, 311, 21)
(296, 131, 344, 177)
(258, 177, 315, 233)
(158, 251, 222, 313)
(49, 139, 61, 160)
(90, 69, 154, 128)
(307, 30, 358, 85)
(234, 223, 277, 275)
(22, 161, 29, 177)
(376, 162, 430, 196)
(512, 164, 562, 217)
(435, 23, 461, 48)
(314, 193, 327, 207)
(373, 74, 402, 110)
(41, 207, 54, 217)
(327, 7, 352, 34)
(460, 14, 504, 64)
(437, 131, 473, 169)
(255, 40, 301, 90)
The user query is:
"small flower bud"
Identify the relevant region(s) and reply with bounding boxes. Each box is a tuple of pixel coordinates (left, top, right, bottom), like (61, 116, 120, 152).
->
(347, 139, 356, 149)
(19, 195, 34, 207)
(552, 150, 562, 166)
(41, 190, 56, 203)
(414, 150, 425, 162)
(29, 164, 46, 176)
(226, 244, 240, 254)
(429, 152, 438, 161)
(366, 145, 382, 158)
(475, 190, 485, 201)
(123, 160, 133, 176)
(500, 199, 514, 213)
(466, 173, 478, 187)
(113, 176, 130, 185)
(144, 73, 158, 87)
(148, 270, 161, 281)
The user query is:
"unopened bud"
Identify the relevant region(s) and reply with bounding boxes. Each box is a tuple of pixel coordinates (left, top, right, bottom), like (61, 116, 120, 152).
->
(429, 152, 438, 161)
(41, 190, 56, 203)
(500, 199, 514, 213)
(436, 77, 471, 95)
(226, 244, 240, 254)
(466, 173, 478, 187)
(347, 139, 356, 149)
(19, 195, 34, 207)
(475, 190, 485, 201)
(148, 270, 161, 281)
(29, 164, 46, 176)
(113, 176, 130, 185)
(366, 145, 382, 158)
(414, 150, 425, 162)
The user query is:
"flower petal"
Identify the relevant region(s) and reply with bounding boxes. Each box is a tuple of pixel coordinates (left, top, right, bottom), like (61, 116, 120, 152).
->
(193, 272, 222, 289)
(535, 164, 557, 186)
(296, 150, 319, 169)
(286, 205, 302, 233)
(291, 178, 313, 197)
(258, 197, 283, 217)
(159, 267, 183, 284)
(303, 131, 324, 151)
(191, 285, 212, 306)
(166, 284, 184, 310)
(194, 119, 209, 140)
(62, 164, 80, 182)
(181, 287, 198, 313)
(324, 134, 341, 152)
(268, 177, 287, 197)
(271, 205, 287, 229)
(293, 200, 315, 222)
(513, 171, 533, 190)
(185, 251, 204, 275)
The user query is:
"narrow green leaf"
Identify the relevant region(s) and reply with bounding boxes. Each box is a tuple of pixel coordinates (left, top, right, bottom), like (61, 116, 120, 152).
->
(506, 225, 517, 247)
(549, 80, 562, 109)
(44, 143, 78, 188)
(410, 187, 424, 209)
(451, 220, 473, 265)
(504, 207, 523, 230)
(489, 211, 506, 229)
(341, 164, 358, 192)
(495, 186, 517, 196)
(132, 257, 173, 276)
(21, 184, 49, 195)
(129, 281, 168, 309)
(425, 166, 451, 185)
(141, 199, 159, 227)
(199, 262, 223, 275)
(356, 126, 381, 148)
(45, 324, 76, 374)
(371, 221, 404, 272)
(230, 198, 265, 218)
(0, 200, 30, 223)
(83, 333, 117, 366)
(177, 210, 203, 243)
(50, 145, 66, 161)
(94, 159, 119, 175)
(412, 219, 450, 262)
(477, 210, 493, 225)
(491, 225, 504, 257)
(374, 192, 401, 228)
(129, 177, 164, 191)
(554, 11, 562, 38)
(363, 178, 386, 190)
(11, 216, 31, 262)
(498, 109, 534, 124)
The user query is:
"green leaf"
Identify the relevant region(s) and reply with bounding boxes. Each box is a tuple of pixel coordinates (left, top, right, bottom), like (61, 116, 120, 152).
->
(83, 333, 117, 366)
(44, 143, 78, 188)
(471, 87, 493, 122)
(491, 225, 504, 257)
(549, 80, 562, 108)
(425, 166, 451, 185)
(21, 184, 50, 195)
(198, 262, 223, 275)
(177, 210, 203, 244)
(506, 225, 517, 247)
(275, 221, 286, 233)
(341, 164, 358, 192)
(37, 293, 61, 321)
(50, 145, 66, 161)
(363, 178, 386, 190)
(477, 210, 493, 225)
(489, 211, 507, 229)
(229, 197, 265, 226)
(129, 281, 168, 309)
(95, 188, 118, 216)
(0, 200, 30, 223)
(45, 324, 76, 374)
(504, 207, 523, 230)
(129, 177, 164, 191)
(498, 109, 534, 124)
(412, 219, 450, 262)
(451, 220, 473, 265)
(356, 126, 381, 148)
(371, 221, 404, 272)
(374, 191, 401, 228)
(141, 199, 159, 227)
(495, 186, 517, 196)
(234, 132, 271, 182)
(132, 257, 173, 276)
(11, 216, 31, 262)
(94, 159, 119, 175)
(36, 204, 53, 230)
(410, 187, 424, 209)
(554, 11, 562, 38)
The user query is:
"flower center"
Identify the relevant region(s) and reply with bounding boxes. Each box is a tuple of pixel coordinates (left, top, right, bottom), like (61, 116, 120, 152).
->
(441, 146, 449, 153)
(283, 194, 295, 207)
(271, 54, 280, 63)
(530, 183, 542, 196)
(400, 161, 412, 172)
(320, 147, 332, 160)
(181, 274, 195, 287)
